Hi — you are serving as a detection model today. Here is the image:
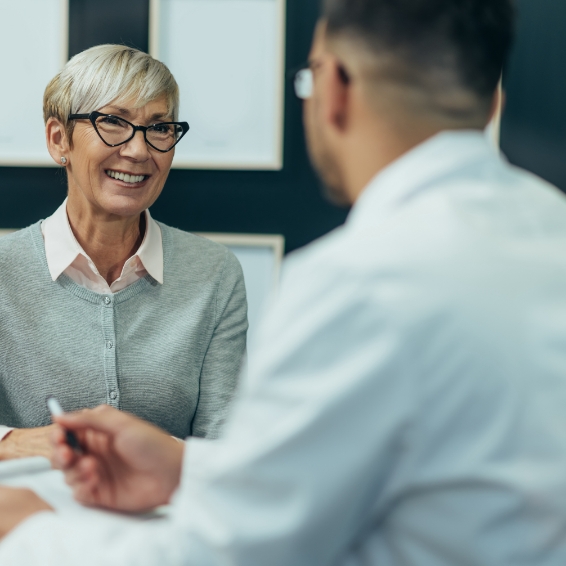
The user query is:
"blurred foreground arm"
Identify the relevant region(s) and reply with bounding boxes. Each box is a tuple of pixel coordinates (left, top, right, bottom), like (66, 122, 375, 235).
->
(51, 405, 184, 512)
(0, 487, 52, 539)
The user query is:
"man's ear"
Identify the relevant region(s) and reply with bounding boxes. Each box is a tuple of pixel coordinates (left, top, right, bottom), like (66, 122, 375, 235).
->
(45, 118, 71, 166)
(323, 56, 351, 133)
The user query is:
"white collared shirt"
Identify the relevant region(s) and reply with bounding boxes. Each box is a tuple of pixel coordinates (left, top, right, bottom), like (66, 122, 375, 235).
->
(0, 200, 164, 442)
(3, 131, 566, 565)
(42, 199, 164, 293)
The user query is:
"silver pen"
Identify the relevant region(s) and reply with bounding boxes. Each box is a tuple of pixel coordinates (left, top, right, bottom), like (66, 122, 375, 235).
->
(46, 396, 83, 453)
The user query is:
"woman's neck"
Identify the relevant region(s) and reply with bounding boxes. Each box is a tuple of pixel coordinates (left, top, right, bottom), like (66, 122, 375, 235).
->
(66, 199, 145, 286)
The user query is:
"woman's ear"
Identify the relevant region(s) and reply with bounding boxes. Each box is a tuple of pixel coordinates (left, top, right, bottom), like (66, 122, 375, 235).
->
(45, 118, 71, 166)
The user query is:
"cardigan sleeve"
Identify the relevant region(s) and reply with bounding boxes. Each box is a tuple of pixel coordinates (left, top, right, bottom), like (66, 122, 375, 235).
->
(190, 250, 248, 439)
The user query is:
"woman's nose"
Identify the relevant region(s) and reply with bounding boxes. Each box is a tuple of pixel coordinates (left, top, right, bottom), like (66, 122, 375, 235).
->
(120, 129, 150, 160)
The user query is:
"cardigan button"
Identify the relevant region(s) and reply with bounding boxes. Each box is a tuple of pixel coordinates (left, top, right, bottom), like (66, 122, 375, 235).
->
(104, 296, 111, 305)
(106, 341, 114, 349)
(110, 391, 117, 400)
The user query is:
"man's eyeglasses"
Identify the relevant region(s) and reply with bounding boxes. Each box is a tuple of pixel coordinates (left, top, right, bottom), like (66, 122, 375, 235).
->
(290, 61, 319, 100)
(68, 112, 190, 153)
(293, 67, 314, 100)
(290, 59, 350, 101)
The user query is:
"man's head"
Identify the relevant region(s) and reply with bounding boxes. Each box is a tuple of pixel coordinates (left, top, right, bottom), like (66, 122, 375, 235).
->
(302, 0, 515, 205)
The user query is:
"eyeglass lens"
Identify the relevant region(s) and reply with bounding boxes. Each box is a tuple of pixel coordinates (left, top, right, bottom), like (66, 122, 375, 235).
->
(294, 68, 313, 100)
(95, 115, 184, 151)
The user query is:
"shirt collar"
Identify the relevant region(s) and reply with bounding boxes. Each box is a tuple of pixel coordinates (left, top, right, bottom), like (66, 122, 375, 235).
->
(347, 129, 500, 232)
(136, 208, 164, 284)
(42, 198, 164, 284)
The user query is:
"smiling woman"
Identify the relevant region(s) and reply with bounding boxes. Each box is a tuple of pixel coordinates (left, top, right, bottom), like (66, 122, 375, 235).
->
(0, 45, 248, 460)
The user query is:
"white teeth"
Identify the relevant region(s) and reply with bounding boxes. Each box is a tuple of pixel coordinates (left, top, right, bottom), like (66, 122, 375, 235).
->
(106, 170, 145, 183)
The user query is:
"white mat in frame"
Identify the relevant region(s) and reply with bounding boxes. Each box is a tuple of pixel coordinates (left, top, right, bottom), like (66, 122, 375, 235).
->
(150, 0, 286, 170)
(0, 0, 68, 167)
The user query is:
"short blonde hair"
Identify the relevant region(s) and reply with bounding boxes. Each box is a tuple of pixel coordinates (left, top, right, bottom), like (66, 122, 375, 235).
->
(43, 44, 179, 142)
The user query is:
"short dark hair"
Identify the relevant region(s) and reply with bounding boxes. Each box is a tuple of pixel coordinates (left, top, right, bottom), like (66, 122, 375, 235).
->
(323, 0, 515, 103)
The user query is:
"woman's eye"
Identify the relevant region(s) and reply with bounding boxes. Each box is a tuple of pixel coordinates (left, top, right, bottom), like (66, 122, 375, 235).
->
(101, 116, 122, 126)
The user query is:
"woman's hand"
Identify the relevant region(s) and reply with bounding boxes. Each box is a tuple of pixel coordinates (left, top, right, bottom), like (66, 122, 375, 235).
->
(0, 426, 57, 461)
(51, 405, 185, 513)
(0, 486, 52, 539)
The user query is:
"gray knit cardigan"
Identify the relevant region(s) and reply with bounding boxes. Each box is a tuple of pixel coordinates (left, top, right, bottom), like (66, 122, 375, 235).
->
(0, 221, 248, 439)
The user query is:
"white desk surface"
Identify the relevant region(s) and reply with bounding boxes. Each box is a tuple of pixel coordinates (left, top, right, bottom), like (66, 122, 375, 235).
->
(0, 458, 169, 526)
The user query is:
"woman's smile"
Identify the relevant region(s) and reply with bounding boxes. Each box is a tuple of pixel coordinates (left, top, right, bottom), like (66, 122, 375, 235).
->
(104, 168, 151, 187)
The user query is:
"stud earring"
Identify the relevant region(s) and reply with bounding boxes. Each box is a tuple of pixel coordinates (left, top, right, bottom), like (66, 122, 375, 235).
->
(60, 157, 67, 165)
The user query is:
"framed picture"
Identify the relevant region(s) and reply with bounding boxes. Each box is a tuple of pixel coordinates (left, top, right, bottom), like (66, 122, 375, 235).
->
(0, 0, 68, 166)
(197, 233, 284, 334)
(149, 0, 286, 170)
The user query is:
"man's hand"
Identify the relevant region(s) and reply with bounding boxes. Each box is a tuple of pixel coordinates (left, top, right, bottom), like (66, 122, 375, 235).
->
(51, 405, 185, 513)
(0, 426, 57, 461)
(0, 486, 52, 539)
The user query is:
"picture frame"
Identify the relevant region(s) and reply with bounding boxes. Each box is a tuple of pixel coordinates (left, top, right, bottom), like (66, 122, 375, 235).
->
(0, 0, 68, 167)
(197, 232, 285, 333)
(149, 0, 287, 170)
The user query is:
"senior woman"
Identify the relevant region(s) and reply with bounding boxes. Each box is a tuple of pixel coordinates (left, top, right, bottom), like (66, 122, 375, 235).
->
(0, 45, 248, 460)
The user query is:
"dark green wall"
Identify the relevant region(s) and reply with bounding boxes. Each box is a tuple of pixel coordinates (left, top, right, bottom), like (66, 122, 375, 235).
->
(0, 0, 564, 253)
(500, 0, 566, 191)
